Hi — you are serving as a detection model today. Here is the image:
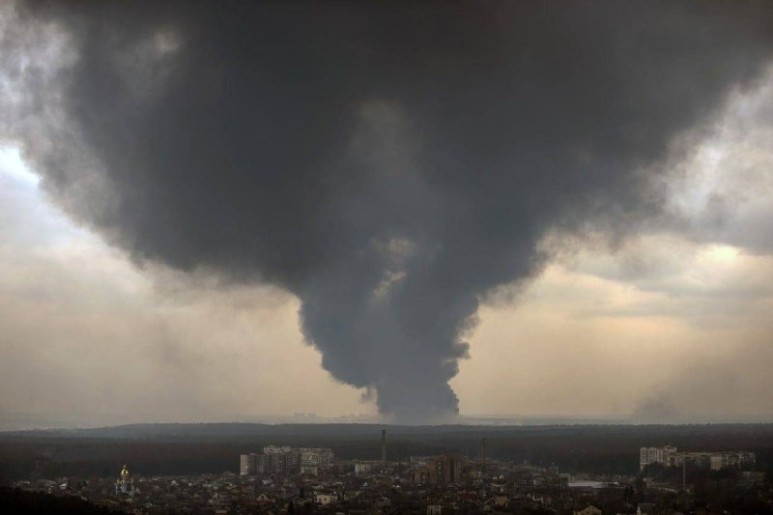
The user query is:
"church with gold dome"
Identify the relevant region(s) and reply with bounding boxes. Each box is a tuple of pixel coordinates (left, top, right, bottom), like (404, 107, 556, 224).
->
(115, 464, 135, 497)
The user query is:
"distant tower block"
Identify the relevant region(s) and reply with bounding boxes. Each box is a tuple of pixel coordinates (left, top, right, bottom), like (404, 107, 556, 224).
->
(381, 429, 387, 463)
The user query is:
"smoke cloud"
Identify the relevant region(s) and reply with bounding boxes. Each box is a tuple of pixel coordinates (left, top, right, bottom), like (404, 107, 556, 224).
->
(3, 1, 773, 422)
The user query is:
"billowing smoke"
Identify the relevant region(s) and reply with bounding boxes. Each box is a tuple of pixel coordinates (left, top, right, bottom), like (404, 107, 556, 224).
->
(3, 2, 772, 422)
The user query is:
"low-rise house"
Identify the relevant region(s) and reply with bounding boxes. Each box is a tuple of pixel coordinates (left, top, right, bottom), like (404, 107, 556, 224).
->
(575, 504, 602, 515)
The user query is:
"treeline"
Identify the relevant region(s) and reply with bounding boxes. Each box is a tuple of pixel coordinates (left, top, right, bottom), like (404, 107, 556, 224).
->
(0, 486, 120, 514)
(1, 424, 772, 480)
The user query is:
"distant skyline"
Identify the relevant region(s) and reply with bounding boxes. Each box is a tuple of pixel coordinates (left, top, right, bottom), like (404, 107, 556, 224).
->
(1, 1, 773, 426)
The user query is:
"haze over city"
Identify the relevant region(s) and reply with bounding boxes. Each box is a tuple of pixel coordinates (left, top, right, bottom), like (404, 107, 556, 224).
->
(1, 1, 773, 428)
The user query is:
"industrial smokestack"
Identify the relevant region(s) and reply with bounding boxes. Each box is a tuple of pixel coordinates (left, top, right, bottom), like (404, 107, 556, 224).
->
(481, 437, 487, 472)
(381, 429, 387, 463)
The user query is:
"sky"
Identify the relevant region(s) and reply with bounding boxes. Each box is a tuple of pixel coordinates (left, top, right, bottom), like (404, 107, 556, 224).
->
(1, 1, 773, 427)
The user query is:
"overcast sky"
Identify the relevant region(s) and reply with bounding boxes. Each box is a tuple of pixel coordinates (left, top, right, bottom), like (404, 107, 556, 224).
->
(1, 2, 772, 427)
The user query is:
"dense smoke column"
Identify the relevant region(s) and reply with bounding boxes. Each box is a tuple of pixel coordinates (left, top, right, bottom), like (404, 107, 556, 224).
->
(5, 2, 773, 421)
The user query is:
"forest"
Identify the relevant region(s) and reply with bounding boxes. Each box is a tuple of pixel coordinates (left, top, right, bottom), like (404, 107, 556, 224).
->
(2, 423, 772, 481)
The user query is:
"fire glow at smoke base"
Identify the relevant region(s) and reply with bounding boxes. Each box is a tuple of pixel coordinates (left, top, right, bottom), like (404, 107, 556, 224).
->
(3, 2, 773, 422)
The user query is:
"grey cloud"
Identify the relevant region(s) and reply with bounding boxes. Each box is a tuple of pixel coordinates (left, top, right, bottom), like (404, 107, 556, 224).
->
(632, 394, 680, 424)
(631, 339, 773, 423)
(4, 1, 773, 422)
(662, 69, 773, 255)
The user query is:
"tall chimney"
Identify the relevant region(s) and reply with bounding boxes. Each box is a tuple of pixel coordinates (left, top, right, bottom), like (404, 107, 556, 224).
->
(381, 429, 387, 463)
(481, 437, 487, 472)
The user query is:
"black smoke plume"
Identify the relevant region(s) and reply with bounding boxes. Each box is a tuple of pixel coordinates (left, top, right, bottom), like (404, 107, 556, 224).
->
(3, 1, 772, 422)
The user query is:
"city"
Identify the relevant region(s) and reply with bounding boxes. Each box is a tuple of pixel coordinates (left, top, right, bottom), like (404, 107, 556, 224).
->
(3, 425, 771, 514)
